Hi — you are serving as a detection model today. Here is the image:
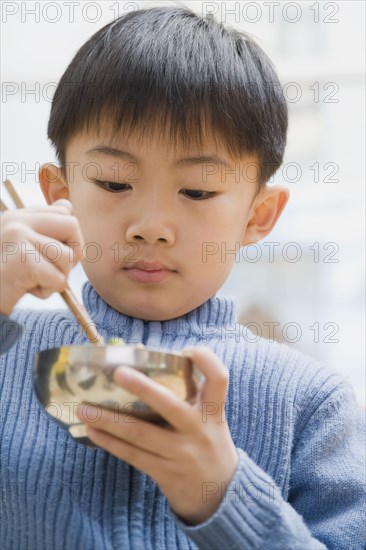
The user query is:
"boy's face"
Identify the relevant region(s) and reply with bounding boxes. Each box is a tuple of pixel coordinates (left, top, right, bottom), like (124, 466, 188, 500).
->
(53, 129, 265, 321)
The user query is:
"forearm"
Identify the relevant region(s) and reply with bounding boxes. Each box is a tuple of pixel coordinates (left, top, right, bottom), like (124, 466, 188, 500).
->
(173, 379, 366, 550)
(173, 448, 328, 550)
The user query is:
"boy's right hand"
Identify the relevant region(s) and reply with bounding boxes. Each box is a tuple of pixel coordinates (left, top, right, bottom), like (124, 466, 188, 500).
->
(0, 199, 84, 316)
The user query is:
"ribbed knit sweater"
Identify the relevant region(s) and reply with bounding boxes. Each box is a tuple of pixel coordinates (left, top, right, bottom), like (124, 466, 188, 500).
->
(0, 282, 365, 550)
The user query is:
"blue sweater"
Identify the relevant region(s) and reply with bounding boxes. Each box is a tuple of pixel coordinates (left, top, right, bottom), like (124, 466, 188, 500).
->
(0, 282, 365, 549)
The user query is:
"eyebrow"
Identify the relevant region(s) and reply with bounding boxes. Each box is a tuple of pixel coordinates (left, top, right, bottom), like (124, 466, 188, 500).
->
(85, 145, 233, 170)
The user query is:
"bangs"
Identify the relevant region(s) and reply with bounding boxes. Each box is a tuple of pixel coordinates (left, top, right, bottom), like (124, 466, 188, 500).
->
(84, 91, 251, 160)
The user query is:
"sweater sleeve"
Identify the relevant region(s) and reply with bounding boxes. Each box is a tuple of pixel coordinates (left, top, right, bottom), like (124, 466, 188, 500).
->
(173, 382, 366, 549)
(0, 312, 23, 354)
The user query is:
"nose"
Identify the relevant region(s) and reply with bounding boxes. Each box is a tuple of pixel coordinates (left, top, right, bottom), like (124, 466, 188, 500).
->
(125, 197, 176, 245)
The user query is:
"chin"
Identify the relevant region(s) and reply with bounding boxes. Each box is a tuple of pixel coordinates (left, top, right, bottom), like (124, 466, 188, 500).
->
(114, 297, 193, 321)
(123, 304, 183, 321)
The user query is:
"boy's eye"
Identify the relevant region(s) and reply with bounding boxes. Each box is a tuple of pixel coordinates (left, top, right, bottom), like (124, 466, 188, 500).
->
(93, 180, 131, 193)
(181, 189, 216, 200)
(92, 180, 215, 200)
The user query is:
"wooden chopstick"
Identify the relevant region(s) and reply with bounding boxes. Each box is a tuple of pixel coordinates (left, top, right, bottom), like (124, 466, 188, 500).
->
(61, 287, 104, 345)
(4, 179, 24, 209)
(1, 180, 105, 346)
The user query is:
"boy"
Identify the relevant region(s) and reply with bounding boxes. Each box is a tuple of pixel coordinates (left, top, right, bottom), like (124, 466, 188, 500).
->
(0, 5, 364, 550)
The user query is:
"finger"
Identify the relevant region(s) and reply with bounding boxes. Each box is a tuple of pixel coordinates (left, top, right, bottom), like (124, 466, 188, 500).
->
(23, 213, 84, 247)
(29, 199, 72, 213)
(181, 346, 229, 407)
(77, 403, 177, 459)
(5, 206, 84, 249)
(51, 199, 72, 211)
(2, 237, 68, 293)
(113, 366, 198, 433)
(86, 426, 168, 479)
(17, 230, 78, 277)
(23, 252, 68, 295)
(10, 200, 72, 216)
(28, 230, 81, 270)
(29, 286, 61, 300)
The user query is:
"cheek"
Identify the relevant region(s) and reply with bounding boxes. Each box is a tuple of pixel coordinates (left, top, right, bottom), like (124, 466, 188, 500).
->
(69, 190, 105, 234)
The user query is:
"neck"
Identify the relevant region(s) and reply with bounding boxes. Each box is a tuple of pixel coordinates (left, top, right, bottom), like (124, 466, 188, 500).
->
(81, 281, 238, 340)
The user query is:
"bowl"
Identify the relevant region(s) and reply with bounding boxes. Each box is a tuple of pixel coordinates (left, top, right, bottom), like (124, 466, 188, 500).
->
(33, 344, 204, 447)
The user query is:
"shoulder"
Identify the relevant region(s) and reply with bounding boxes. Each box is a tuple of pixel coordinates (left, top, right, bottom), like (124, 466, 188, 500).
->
(269, 335, 350, 397)
(11, 306, 75, 336)
(229, 331, 345, 387)
(228, 333, 356, 427)
(10, 306, 72, 326)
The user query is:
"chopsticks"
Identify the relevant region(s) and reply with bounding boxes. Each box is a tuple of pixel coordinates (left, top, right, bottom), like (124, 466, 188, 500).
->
(4, 179, 23, 208)
(1, 179, 105, 346)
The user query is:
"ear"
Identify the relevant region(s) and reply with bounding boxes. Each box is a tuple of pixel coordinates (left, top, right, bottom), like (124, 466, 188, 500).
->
(38, 163, 69, 205)
(241, 185, 290, 245)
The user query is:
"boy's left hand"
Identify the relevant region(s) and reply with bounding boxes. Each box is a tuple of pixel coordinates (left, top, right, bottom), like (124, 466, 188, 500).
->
(76, 346, 239, 526)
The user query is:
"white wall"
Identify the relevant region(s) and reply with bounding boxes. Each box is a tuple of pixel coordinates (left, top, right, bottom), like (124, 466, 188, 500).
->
(1, 1, 365, 404)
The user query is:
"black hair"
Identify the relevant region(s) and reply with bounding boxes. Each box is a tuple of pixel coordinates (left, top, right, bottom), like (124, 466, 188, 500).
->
(48, 4, 288, 189)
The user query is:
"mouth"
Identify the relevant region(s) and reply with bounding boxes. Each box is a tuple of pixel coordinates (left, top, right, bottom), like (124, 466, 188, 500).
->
(123, 260, 176, 283)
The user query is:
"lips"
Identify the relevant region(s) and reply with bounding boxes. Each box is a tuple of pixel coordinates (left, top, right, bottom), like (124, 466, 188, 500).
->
(123, 260, 175, 283)
(124, 260, 173, 271)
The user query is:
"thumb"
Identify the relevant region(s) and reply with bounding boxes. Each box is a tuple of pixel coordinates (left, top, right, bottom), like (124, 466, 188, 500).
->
(181, 346, 229, 406)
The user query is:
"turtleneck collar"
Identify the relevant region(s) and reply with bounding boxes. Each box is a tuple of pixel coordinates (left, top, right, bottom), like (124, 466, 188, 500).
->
(81, 281, 238, 340)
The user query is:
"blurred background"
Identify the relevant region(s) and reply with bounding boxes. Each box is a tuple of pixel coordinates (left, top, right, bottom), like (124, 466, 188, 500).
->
(1, 1, 365, 405)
